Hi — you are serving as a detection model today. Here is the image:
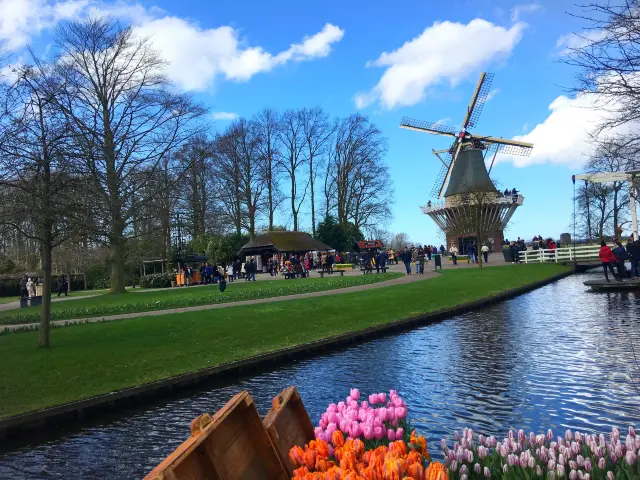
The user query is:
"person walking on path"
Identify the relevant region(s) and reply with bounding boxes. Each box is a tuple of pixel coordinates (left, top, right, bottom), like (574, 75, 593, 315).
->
(481, 244, 489, 263)
(466, 243, 474, 264)
(26, 278, 35, 297)
(57, 275, 68, 296)
(376, 250, 387, 273)
(599, 241, 621, 282)
(400, 247, 412, 275)
(20, 276, 28, 299)
(226, 263, 234, 283)
(450, 245, 458, 266)
(417, 248, 425, 274)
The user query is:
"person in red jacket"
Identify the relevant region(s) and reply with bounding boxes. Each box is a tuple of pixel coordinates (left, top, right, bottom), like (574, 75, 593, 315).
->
(599, 240, 621, 282)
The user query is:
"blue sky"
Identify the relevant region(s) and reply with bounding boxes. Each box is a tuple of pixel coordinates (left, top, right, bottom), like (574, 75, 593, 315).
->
(1, 0, 614, 243)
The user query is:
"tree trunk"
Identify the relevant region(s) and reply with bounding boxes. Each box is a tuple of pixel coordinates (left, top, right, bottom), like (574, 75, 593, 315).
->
(310, 155, 316, 236)
(110, 218, 127, 294)
(38, 236, 53, 348)
(291, 173, 298, 231)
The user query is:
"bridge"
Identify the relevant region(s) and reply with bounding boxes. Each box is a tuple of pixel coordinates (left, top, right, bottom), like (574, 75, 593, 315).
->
(518, 244, 610, 271)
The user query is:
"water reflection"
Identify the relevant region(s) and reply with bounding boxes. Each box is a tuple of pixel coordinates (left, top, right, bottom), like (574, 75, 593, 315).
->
(1, 273, 639, 479)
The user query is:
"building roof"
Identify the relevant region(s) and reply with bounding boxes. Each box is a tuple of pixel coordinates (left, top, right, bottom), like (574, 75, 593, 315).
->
(238, 231, 333, 256)
(357, 240, 384, 249)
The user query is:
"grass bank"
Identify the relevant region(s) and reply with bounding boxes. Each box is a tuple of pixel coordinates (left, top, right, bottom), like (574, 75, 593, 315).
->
(0, 264, 570, 419)
(0, 273, 400, 325)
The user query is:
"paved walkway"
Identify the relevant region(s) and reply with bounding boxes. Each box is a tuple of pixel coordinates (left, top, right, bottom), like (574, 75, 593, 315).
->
(0, 253, 511, 332)
(0, 269, 438, 332)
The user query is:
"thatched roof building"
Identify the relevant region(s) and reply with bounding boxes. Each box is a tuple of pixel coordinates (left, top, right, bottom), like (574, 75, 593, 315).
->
(238, 231, 333, 256)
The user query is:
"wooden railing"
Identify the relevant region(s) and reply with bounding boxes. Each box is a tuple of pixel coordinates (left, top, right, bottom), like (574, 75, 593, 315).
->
(518, 244, 610, 263)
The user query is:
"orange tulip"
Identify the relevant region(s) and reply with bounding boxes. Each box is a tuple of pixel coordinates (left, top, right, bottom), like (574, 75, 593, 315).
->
(290, 445, 306, 467)
(425, 461, 448, 480)
(383, 457, 406, 480)
(304, 448, 317, 469)
(340, 450, 357, 471)
(332, 430, 345, 448)
(407, 462, 424, 480)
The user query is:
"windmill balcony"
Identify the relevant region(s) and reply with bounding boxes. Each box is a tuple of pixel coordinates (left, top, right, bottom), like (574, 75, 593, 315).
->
(420, 194, 524, 214)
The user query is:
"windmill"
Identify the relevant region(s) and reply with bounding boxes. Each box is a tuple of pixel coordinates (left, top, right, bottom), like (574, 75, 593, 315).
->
(400, 72, 535, 252)
(400, 72, 533, 198)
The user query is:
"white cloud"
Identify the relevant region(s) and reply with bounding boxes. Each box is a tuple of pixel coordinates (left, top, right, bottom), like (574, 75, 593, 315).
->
(497, 91, 634, 168)
(0, 0, 88, 51)
(211, 111, 239, 121)
(511, 3, 543, 22)
(521, 123, 529, 132)
(555, 30, 607, 55)
(132, 18, 343, 91)
(355, 19, 525, 110)
(434, 117, 452, 126)
(0, 1, 344, 92)
(486, 88, 500, 101)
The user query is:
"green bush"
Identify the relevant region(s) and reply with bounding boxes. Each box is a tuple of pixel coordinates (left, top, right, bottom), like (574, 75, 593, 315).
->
(140, 273, 175, 289)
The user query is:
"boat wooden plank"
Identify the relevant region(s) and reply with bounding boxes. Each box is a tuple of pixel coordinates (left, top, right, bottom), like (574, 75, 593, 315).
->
(263, 386, 315, 475)
(144, 390, 288, 480)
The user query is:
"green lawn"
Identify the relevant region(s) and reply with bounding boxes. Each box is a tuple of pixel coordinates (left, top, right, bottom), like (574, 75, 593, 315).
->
(0, 274, 400, 325)
(0, 296, 19, 305)
(0, 264, 570, 419)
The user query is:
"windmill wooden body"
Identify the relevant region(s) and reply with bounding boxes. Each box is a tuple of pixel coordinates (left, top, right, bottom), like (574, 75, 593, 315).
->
(400, 72, 534, 252)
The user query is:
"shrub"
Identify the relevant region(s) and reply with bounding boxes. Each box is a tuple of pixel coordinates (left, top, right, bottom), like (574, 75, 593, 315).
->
(140, 273, 175, 289)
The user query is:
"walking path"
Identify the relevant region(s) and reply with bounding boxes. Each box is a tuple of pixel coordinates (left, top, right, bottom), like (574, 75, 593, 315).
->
(0, 269, 437, 333)
(0, 254, 511, 333)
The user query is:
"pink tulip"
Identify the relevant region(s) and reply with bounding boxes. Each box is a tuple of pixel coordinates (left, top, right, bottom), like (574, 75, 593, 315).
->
(598, 457, 606, 469)
(351, 423, 362, 439)
(363, 425, 373, 440)
(395, 427, 404, 439)
(374, 426, 384, 440)
(361, 401, 369, 409)
(326, 422, 337, 435)
(484, 466, 491, 478)
(377, 393, 387, 404)
(395, 406, 407, 419)
(625, 450, 637, 465)
(314, 426, 324, 439)
(349, 389, 360, 400)
(368, 394, 378, 405)
(387, 429, 396, 441)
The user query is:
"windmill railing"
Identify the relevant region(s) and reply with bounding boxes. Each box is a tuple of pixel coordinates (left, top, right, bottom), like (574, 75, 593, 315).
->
(420, 194, 524, 214)
(518, 244, 610, 263)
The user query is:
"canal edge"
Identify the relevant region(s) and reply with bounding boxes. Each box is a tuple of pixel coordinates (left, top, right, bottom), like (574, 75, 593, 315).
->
(0, 268, 574, 441)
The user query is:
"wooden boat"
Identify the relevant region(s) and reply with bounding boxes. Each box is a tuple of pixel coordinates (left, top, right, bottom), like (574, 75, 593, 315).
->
(583, 278, 640, 291)
(145, 387, 315, 480)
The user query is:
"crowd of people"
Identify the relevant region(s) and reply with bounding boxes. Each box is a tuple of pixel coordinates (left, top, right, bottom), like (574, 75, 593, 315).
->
(598, 236, 640, 281)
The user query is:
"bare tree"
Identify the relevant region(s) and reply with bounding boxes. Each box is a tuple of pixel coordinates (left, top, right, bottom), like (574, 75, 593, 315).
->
(328, 114, 389, 227)
(564, 1, 640, 132)
(214, 126, 246, 235)
(278, 109, 308, 231)
(0, 63, 83, 347)
(300, 106, 333, 236)
(175, 135, 214, 238)
(575, 181, 615, 240)
(253, 108, 282, 231)
(46, 18, 205, 293)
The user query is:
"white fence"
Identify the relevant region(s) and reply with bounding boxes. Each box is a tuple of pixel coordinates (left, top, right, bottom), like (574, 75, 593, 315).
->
(518, 244, 608, 263)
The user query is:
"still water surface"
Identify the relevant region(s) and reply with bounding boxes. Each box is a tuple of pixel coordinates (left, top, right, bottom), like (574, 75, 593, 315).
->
(1, 273, 639, 478)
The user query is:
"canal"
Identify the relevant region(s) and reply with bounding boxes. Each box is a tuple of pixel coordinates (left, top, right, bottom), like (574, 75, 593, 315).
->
(0, 273, 639, 479)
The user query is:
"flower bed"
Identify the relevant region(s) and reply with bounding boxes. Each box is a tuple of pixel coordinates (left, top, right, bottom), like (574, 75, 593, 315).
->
(289, 389, 447, 479)
(289, 389, 640, 480)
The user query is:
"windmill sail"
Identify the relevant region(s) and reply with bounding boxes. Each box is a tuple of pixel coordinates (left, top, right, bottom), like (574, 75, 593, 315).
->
(462, 73, 494, 130)
(400, 117, 457, 136)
